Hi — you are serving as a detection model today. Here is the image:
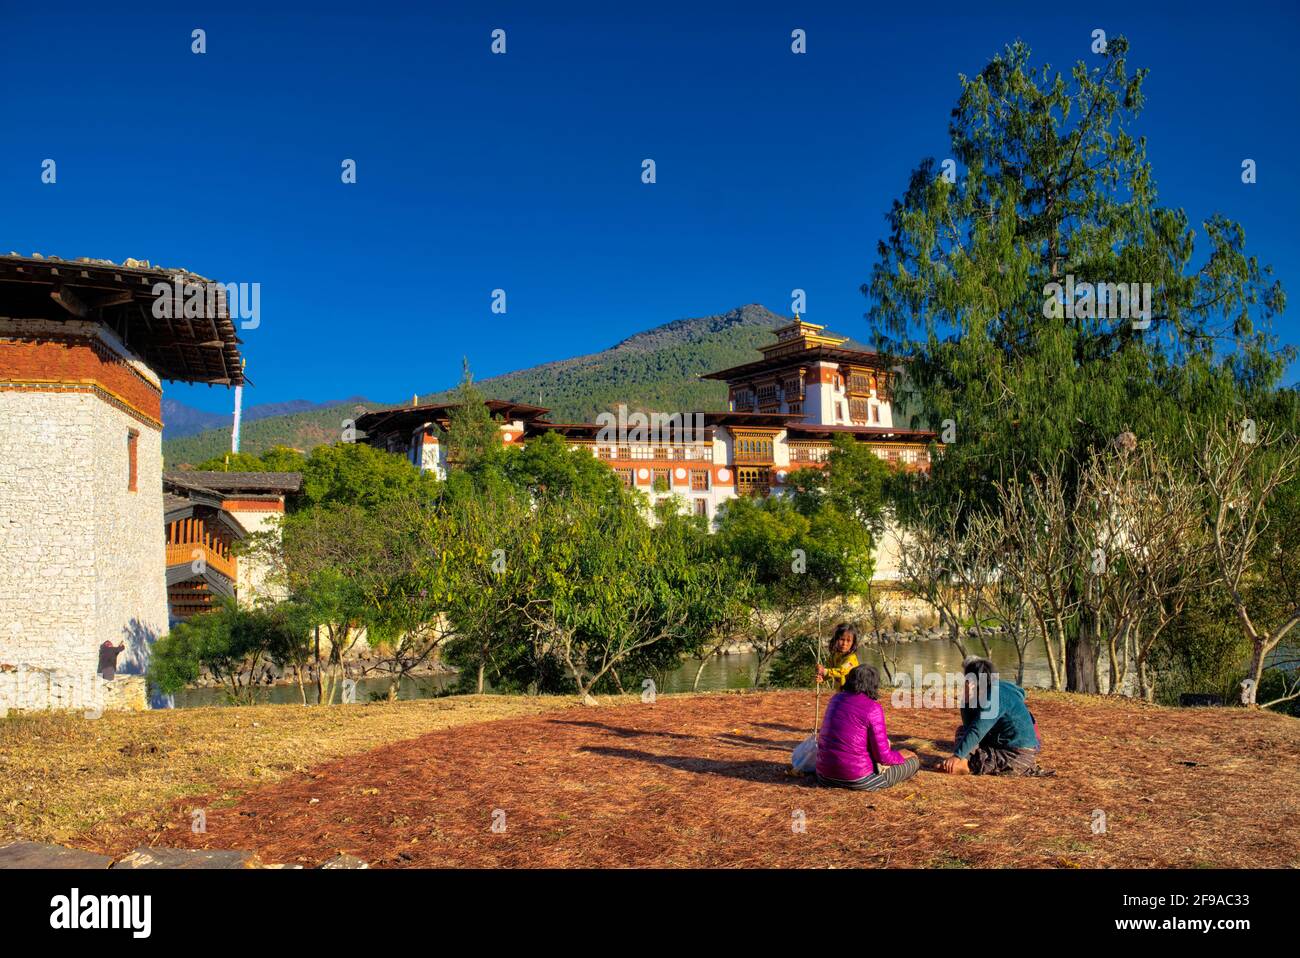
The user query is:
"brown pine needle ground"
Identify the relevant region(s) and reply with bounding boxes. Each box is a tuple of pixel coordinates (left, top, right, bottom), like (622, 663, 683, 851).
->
(0, 695, 587, 847)
(29, 689, 1298, 868)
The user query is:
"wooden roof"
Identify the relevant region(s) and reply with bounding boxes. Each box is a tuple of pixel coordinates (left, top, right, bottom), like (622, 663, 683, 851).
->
(701, 344, 891, 382)
(785, 424, 938, 442)
(356, 400, 552, 437)
(701, 411, 800, 428)
(0, 254, 245, 385)
(165, 470, 302, 495)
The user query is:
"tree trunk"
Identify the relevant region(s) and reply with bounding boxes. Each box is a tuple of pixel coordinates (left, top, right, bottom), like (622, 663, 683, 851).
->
(692, 655, 710, 692)
(314, 626, 324, 705)
(947, 618, 969, 659)
(1245, 642, 1267, 707)
(1137, 656, 1154, 703)
(1067, 610, 1100, 694)
(1107, 637, 1120, 695)
(476, 659, 486, 695)
(1040, 617, 1063, 690)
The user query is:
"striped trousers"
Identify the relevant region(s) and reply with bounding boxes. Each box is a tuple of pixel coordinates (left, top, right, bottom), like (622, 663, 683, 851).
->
(817, 755, 920, 791)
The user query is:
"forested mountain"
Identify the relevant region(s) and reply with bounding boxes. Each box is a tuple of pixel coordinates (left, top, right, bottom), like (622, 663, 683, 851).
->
(162, 398, 381, 466)
(161, 304, 886, 465)
(161, 396, 370, 440)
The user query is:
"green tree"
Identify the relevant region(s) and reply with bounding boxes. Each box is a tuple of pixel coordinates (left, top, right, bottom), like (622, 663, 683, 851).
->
(193, 451, 266, 472)
(526, 494, 729, 704)
(786, 436, 890, 532)
(714, 494, 874, 685)
(193, 445, 306, 473)
(501, 430, 624, 501)
(258, 494, 442, 704)
(147, 600, 294, 704)
(439, 479, 542, 694)
(300, 441, 437, 511)
(259, 445, 308, 472)
(442, 360, 503, 472)
(866, 38, 1290, 691)
(261, 600, 316, 704)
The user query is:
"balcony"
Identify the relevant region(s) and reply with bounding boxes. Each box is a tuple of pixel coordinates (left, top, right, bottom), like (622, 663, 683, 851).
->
(580, 442, 713, 462)
(847, 375, 876, 395)
(166, 541, 237, 582)
(736, 467, 771, 497)
(788, 441, 831, 463)
(870, 444, 932, 473)
(732, 435, 775, 465)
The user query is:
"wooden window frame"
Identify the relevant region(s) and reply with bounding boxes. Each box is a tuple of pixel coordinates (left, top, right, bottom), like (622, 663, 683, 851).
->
(127, 429, 139, 492)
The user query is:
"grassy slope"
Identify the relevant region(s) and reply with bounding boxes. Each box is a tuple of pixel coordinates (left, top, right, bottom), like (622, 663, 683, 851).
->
(0, 695, 592, 846)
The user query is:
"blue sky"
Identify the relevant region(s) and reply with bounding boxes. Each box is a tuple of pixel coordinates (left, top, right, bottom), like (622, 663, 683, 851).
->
(3, 0, 1297, 414)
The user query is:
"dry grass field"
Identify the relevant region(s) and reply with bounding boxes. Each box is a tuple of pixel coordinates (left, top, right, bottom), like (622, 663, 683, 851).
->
(4, 689, 1291, 868)
(0, 694, 591, 847)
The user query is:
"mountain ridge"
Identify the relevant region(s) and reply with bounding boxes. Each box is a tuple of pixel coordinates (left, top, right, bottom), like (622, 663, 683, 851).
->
(161, 305, 877, 465)
(161, 396, 372, 440)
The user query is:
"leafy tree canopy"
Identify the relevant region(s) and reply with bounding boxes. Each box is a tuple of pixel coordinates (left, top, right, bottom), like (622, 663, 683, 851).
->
(866, 38, 1290, 507)
(300, 441, 438, 510)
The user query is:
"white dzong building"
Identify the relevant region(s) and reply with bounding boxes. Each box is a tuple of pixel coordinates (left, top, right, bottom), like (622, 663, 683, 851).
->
(357, 318, 937, 540)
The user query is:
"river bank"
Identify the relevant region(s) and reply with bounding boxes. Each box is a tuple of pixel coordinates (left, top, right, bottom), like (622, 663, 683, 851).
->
(177, 630, 1044, 706)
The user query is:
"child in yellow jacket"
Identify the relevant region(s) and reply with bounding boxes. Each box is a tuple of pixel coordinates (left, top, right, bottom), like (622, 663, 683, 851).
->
(815, 623, 860, 691)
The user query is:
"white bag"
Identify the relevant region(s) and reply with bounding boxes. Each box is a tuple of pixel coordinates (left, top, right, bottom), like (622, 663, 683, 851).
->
(791, 734, 818, 774)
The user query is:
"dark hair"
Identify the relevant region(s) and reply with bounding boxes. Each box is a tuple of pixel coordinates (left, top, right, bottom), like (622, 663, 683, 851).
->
(831, 622, 858, 654)
(963, 656, 997, 683)
(962, 657, 997, 716)
(843, 664, 880, 700)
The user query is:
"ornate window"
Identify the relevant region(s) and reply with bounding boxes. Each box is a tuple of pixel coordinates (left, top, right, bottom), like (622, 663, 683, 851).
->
(733, 434, 775, 463)
(848, 372, 875, 394)
(737, 466, 771, 497)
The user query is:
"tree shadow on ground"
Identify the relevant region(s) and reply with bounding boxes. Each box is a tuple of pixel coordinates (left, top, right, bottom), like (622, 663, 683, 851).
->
(715, 732, 802, 752)
(752, 722, 806, 733)
(546, 719, 697, 740)
(578, 745, 808, 784)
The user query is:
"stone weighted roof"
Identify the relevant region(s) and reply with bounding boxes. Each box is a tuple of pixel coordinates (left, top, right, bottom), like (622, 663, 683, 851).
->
(0, 253, 245, 385)
(164, 471, 302, 495)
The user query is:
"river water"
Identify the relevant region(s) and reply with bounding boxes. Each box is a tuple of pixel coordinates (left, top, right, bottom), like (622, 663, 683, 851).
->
(172, 636, 1051, 707)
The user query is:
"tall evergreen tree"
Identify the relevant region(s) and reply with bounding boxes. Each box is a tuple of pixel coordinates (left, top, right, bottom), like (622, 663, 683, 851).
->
(443, 358, 503, 470)
(867, 38, 1290, 690)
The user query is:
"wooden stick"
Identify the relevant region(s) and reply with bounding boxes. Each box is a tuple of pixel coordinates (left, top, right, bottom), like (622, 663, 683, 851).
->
(813, 633, 823, 736)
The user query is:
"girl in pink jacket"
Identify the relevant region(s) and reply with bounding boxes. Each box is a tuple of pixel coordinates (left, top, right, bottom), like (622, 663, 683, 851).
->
(816, 664, 919, 790)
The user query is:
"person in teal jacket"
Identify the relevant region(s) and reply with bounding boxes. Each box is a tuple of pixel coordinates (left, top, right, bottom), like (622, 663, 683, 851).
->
(939, 657, 1043, 776)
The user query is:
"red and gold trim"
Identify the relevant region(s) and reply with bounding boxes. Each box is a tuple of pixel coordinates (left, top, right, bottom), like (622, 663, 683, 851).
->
(0, 333, 163, 430)
(222, 498, 285, 513)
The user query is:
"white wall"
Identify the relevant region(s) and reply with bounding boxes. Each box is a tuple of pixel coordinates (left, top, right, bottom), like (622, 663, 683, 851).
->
(0, 320, 167, 710)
